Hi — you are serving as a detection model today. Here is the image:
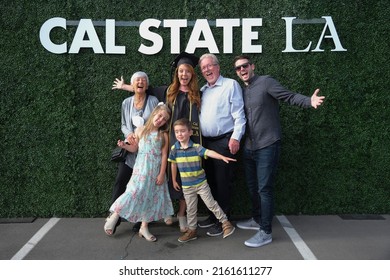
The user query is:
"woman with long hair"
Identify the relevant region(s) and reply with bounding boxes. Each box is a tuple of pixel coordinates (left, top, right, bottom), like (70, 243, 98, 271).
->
(165, 52, 202, 233)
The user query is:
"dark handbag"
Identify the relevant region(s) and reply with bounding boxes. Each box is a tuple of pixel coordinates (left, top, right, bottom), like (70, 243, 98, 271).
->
(111, 146, 128, 162)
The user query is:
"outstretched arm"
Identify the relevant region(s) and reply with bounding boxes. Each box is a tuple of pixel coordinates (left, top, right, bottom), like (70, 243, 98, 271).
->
(205, 150, 237, 163)
(112, 76, 134, 92)
(311, 88, 325, 109)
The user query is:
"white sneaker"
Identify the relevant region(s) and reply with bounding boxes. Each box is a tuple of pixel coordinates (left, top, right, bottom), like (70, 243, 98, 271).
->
(244, 230, 272, 248)
(236, 218, 260, 230)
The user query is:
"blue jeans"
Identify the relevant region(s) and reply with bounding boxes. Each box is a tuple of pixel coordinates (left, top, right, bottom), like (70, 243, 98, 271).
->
(243, 141, 281, 234)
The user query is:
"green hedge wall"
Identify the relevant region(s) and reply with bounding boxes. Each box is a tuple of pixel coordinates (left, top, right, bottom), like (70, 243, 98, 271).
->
(1, 0, 389, 217)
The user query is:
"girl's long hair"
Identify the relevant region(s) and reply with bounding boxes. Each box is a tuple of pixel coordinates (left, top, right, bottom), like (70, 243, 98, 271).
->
(166, 64, 201, 109)
(140, 103, 171, 145)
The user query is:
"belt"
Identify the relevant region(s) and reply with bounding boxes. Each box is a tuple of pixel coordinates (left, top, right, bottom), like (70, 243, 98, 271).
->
(203, 131, 233, 141)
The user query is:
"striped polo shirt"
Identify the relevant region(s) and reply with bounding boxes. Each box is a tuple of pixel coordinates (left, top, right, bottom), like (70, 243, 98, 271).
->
(168, 140, 208, 188)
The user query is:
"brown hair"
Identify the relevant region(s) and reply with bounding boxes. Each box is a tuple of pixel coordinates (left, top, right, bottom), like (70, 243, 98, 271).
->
(173, 118, 192, 131)
(166, 64, 201, 109)
(233, 55, 252, 67)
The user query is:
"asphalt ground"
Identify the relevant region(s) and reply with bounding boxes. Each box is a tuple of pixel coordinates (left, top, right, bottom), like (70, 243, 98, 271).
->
(1, 214, 389, 260)
(0, 214, 389, 279)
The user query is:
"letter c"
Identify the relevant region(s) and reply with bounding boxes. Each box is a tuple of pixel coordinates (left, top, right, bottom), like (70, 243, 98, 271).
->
(40, 17, 67, 54)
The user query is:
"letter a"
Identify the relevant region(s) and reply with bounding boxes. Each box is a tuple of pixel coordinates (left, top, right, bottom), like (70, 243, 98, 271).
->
(312, 16, 347, 52)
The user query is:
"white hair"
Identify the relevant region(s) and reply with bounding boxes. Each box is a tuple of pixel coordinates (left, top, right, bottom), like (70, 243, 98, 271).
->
(131, 71, 149, 84)
(199, 53, 219, 65)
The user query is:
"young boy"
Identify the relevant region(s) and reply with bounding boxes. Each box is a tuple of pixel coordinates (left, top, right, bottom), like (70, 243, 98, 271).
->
(168, 118, 236, 242)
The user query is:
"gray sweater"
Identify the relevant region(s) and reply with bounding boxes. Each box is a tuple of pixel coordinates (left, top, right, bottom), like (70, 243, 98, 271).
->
(121, 94, 159, 168)
(243, 75, 311, 150)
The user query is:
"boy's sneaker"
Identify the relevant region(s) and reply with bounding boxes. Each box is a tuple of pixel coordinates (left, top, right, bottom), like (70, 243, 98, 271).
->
(206, 222, 223, 236)
(244, 230, 272, 248)
(236, 218, 260, 230)
(198, 217, 214, 228)
(178, 229, 197, 243)
(222, 221, 235, 238)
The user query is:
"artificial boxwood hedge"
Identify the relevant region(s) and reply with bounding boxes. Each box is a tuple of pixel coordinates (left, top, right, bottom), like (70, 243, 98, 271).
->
(1, 0, 389, 217)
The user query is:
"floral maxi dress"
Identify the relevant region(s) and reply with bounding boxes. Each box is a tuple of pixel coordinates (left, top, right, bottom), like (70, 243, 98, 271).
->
(110, 131, 174, 222)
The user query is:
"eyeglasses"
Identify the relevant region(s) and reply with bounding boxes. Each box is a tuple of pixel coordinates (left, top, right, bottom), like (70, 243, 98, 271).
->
(234, 62, 251, 71)
(201, 63, 218, 72)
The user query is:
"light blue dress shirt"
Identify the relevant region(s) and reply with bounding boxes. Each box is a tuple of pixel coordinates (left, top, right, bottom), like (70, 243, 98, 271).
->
(200, 75, 246, 141)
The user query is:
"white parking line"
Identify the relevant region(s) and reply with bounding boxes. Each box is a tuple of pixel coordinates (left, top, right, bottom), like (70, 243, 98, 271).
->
(11, 218, 61, 260)
(276, 215, 317, 260)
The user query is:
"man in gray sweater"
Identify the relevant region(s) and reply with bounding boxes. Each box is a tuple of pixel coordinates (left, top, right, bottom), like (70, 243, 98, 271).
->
(233, 55, 325, 248)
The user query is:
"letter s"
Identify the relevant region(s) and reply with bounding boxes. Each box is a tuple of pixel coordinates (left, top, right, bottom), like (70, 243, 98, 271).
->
(138, 19, 163, 55)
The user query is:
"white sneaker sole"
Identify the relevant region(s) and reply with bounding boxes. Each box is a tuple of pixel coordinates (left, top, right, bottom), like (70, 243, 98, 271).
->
(236, 224, 260, 230)
(223, 227, 236, 238)
(244, 238, 272, 248)
(178, 236, 197, 243)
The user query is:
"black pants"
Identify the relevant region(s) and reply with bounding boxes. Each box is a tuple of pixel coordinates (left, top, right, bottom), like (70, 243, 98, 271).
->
(111, 161, 133, 204)
(203, 133, 237, 221)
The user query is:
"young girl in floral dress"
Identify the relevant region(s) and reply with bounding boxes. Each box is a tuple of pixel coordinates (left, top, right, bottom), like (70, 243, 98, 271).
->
(104, 103, 174, 242)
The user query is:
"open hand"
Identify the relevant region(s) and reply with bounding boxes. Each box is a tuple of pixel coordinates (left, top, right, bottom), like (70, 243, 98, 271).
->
(112, 76, 124, 90)
(311, 88, 325, 108)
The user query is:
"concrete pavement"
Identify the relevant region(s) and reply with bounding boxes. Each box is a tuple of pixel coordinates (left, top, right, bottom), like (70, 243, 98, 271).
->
(1, 214, 389, 260)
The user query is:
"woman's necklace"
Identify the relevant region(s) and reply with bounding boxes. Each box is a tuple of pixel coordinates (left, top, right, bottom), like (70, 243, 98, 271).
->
(134, 95, 145, 110)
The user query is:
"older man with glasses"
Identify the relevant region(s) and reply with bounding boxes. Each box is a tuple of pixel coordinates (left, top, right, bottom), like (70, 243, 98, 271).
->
(197, 53, 246, 237)
(233, 55, 325, 248)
